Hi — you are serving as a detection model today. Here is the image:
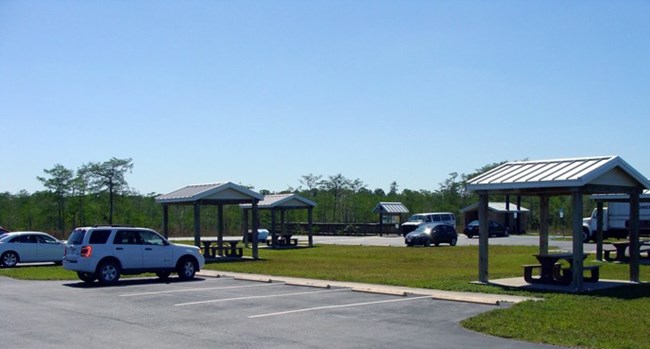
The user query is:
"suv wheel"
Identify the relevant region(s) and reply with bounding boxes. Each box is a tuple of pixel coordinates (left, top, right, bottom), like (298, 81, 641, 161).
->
(97, 260, 121, 285)
(1, 251, 19, 268)
(156, 271, 171, 280)
(177, 258, 196, 280)
(450, 237, 458, 246)
(77, 272, 97, 283)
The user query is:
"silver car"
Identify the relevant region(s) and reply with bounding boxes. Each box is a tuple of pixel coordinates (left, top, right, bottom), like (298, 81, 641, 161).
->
(0, 231, 65, 267)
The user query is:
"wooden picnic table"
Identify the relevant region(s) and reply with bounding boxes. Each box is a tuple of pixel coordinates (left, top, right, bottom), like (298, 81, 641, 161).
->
(534, 253, 575, 284)
(201, 238, 243, 258)
(524, 253, 596, 285)
(605, 240, 650, 262)
(267, 234, 298, 248)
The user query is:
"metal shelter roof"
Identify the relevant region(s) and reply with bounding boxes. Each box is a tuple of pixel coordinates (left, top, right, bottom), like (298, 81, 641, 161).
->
(372, 202, 409, 214)
(459, 202, 530, 213)
(156, 182, 263, 204)
(240, 194, 317, 210)
(466, 156, 650, 194)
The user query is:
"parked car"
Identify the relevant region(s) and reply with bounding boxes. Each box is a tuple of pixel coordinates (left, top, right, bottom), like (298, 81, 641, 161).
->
(405, 223, 458, 247)
(0, 231, 65, 267)
(63, 225, 205, 285)
(463, 220, 510, 238)
(400, 212, 456, 236)
(246, 229, 269, 243)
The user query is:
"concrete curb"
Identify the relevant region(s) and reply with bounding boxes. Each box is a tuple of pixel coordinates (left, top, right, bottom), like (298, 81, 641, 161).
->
(197, 269, 539, 305)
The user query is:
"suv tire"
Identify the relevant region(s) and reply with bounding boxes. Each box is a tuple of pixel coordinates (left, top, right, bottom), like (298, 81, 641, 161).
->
(97, 260, 121, 285)
(156, 271, 171, 280)
(177, 257, 196, 280)
(77, 271, 97, 283)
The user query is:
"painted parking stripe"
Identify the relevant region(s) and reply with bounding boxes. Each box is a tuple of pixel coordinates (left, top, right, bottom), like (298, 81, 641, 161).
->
(248, 295, 432, 319)
(174, 288, 349, 307)
(121, 283, 284, 297)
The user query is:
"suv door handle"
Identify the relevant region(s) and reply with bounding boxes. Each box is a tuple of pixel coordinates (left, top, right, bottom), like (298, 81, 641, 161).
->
(144, 248, 152, 251)
(115, 247, 123, 250)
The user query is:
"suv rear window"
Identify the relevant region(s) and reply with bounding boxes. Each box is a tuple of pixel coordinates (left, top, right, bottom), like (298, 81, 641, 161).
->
(89, 230, 112, 244)
(67, 229, 87, 245)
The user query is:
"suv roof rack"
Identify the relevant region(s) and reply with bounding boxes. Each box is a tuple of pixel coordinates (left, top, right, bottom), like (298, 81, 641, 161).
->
(92, 224, 135, 228)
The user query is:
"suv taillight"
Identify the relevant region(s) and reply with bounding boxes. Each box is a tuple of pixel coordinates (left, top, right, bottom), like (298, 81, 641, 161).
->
(81, 246, 92, 257)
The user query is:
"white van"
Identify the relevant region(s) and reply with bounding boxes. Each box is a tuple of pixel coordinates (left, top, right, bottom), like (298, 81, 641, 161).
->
(400, 212, 456, 236)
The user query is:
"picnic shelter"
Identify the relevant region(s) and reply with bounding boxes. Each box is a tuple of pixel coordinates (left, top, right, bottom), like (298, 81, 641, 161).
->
(156, 182, 263, 259)
(466, 155, 650, 292)
(240, 193, 317, 247)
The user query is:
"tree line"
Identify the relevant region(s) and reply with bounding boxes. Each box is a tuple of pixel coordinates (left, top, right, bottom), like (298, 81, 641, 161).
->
(0, 158, 592, 239)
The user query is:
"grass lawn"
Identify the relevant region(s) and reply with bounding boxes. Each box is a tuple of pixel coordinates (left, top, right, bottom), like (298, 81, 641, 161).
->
(1, 243, 648, 349)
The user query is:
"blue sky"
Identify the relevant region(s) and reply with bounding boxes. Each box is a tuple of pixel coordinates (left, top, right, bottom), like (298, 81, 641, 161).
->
(1, 1, 649, 195)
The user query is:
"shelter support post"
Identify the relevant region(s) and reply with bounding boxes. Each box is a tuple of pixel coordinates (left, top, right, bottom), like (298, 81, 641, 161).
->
(217, 205, 224, 254)
(271, 209, 277, 240)
(629, 190, 641, 282)
(252, 201, 259, 259)
(162, 204, 169, 239)
(571, 191, 584, 291)
(596, 202, 604, 261)
(308, 207, 313, 247)
(281, 209, 286, 236)
(516, 196, 522, 234)
(193, 202, 201, 248)
(379, 213, 384, 237)
(242, 209, 249, 245)
(478, 192, 489, 283)
(539, 195, 549, 255)
(505, 195, 510, 232)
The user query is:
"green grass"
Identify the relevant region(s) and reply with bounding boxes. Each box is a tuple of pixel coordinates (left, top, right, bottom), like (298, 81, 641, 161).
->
(205, 244, 646, 293)
(2, 243, 649, 349)
(462, 290, 650, 349)
(0, 264, 78, 280)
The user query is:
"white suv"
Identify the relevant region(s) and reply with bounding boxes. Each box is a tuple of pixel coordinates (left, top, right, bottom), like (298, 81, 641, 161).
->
(400, 212, 456, 236)
(63, 226, 205, 285)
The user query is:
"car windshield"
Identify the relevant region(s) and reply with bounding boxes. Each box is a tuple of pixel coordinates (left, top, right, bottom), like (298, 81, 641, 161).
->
(407, 215, 426, 222)
(413, 225, 428, 233)
(468, 220, 479, 227)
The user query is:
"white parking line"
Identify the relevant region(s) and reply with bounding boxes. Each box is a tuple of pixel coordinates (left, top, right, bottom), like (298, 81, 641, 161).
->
(121, 283, 284, 297)
(248, 295, 432, 319)
(174, 288, 349, 307)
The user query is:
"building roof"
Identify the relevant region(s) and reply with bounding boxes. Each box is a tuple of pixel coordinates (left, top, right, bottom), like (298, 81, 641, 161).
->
(466, 156, 650, 194)
(240, 194, 316, 209)
(460, 202, 530, 213)
(156, 182, 263, 204)
(591, 189, 650, 202)
(372, 202, 410, 214)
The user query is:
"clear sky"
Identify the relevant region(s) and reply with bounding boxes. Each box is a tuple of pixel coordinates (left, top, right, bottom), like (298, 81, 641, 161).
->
(1, 1, 649, 195)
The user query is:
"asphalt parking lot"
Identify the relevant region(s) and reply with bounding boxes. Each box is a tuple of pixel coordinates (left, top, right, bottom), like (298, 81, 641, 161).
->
(312, 234, 579, 251)
(0, 275, 568, 349)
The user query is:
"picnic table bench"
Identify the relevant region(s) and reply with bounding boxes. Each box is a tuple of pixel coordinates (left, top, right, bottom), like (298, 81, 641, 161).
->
(267, 234, 299, 247)
(523, 253, 599, 285)
(604, 240, 650, 262)
(201, 239, 243, 258)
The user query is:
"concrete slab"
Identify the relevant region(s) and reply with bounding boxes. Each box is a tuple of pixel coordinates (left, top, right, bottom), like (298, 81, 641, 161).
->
(487, 277, 637, 293)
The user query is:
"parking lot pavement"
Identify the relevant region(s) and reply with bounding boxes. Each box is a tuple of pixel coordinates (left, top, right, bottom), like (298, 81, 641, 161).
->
(0, 276, 567, 349)
(311, 234, 579, 251)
